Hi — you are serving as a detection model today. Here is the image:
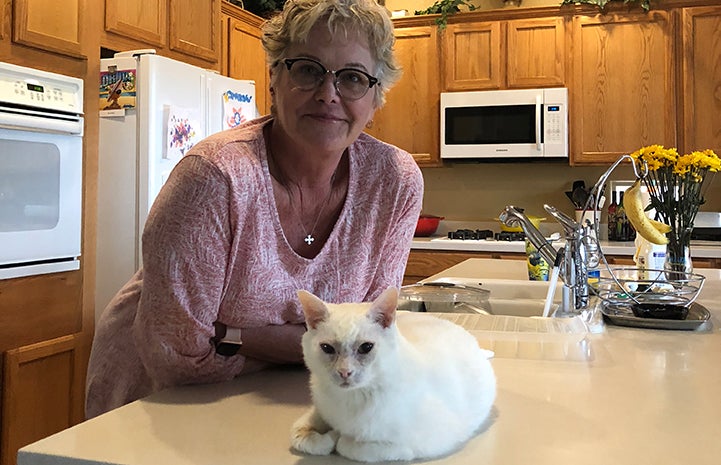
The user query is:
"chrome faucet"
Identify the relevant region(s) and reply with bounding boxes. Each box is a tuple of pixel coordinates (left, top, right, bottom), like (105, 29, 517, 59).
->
(499, 205, 600, 316)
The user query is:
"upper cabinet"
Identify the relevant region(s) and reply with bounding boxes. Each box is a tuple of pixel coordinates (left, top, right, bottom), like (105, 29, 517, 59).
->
(442, 21, 502, 90)
(570, 11, 676, 165)
(222, 4, 270, 116)
(13, 0, 86, 58)
(105, 0, 165, 47)
(365, 24, 442, 166)
(442, 16, 566, 91)
(102, 0, 219, 66)
(679, 6, 721, 155)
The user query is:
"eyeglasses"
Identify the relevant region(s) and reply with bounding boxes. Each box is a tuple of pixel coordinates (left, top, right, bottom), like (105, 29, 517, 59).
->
(282, 57, 379, 101)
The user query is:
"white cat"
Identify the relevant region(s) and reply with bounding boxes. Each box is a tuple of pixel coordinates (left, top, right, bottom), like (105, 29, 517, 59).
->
(291, 287, 496, 462)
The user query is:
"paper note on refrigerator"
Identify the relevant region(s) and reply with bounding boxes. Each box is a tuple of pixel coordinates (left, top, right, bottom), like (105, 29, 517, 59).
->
(222, 89, 255, 130)
(165, 105, 202, 160)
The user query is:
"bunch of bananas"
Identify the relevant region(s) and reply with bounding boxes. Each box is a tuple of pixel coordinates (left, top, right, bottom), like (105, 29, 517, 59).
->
(622, 180, 670, 245)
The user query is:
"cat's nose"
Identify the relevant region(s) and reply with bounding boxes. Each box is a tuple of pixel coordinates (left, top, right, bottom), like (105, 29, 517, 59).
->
(338, 369, 353, 380)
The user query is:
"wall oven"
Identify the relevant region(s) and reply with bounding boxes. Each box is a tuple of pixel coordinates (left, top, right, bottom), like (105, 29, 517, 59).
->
(0, 62, 84, 280)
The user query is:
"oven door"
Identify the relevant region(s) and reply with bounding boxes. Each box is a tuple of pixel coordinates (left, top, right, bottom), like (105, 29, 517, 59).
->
(0, 126, 82, 278)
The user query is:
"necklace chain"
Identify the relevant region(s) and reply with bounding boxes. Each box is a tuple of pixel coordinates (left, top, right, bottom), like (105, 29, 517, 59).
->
(266, 133, 338, 246)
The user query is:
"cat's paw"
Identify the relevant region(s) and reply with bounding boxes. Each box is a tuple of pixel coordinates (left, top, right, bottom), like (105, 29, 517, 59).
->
(290, 425, 338, 456)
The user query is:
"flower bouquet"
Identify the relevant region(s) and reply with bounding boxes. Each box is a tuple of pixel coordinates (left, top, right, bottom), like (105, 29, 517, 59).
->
(628, 145, 720, 272)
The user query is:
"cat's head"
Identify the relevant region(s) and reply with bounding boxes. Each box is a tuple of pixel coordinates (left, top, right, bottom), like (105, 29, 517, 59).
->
(297, 287, 399, 390)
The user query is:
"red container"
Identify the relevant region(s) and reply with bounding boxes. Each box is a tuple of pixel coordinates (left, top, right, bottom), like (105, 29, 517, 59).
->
(414, 215, 444, 237)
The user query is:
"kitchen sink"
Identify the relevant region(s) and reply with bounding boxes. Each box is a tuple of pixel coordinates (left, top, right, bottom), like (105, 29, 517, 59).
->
(414, 277, 599, 361)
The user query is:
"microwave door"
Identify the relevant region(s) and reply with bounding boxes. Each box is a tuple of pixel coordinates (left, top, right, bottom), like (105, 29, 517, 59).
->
(442, 104, 542, 158)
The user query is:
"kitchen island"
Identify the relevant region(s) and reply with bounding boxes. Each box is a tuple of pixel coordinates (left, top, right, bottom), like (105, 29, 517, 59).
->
(18, 261, 721, 465)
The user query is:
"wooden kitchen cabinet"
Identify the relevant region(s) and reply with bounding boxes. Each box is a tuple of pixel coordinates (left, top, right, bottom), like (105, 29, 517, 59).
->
(679, 6, 721, 155)
(1, 335, 85, 465)
(12, 0, 86, 58)
(102, 0, 219, 66)
(221, 4, 270, 116)
(365, 24, 442, 167)
(0, 271, 84, 465)
(404, 250, 526, 285)
(570, 11, 676, 165)
(442, 16, 565, 91)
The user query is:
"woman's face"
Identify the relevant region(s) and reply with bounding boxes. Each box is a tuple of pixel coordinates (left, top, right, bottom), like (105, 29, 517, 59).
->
(271, 22, 377, 156)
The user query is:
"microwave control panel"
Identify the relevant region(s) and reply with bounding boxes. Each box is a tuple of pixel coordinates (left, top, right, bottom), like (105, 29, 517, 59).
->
(544, 104, 564, 143)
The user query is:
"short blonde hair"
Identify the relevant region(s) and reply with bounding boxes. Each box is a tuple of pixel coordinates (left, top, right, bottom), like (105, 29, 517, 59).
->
(261, 0, 401, 107)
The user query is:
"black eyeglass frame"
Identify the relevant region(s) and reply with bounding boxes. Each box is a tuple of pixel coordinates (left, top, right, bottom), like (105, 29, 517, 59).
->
(281, 57, 379, 100)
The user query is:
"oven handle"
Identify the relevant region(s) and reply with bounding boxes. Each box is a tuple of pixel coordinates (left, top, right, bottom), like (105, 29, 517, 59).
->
(535, 95, 542, 152)
(0, 109, 83, 135)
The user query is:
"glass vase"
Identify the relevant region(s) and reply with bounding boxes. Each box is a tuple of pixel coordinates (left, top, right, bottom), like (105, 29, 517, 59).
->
(664, 231, 693, 274)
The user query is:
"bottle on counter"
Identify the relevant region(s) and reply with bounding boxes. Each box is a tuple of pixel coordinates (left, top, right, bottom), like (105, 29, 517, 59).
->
(607, 191, 618, 241)
(634, 234, 667, 280)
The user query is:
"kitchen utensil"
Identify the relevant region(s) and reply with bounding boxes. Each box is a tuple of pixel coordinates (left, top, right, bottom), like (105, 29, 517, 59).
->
(414, 214, 444, 237)
(398, 282, 491, 314)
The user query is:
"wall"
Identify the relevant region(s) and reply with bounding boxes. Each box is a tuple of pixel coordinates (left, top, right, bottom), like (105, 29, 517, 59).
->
(420, 161, 721, 221)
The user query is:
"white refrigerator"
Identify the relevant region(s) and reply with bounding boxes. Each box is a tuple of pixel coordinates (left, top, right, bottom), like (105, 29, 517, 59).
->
(96, 50, 256, 319)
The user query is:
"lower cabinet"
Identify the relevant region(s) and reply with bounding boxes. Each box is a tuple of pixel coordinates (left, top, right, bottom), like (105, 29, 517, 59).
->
(1, 334, 85, 465)
(404, 250, 526, 285)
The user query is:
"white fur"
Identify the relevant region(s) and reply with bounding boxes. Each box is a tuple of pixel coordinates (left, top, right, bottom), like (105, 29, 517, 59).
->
(291, 288, 496, 462)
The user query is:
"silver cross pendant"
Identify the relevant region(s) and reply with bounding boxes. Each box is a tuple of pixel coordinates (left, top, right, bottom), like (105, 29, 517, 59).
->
(304, 234, 315, 245)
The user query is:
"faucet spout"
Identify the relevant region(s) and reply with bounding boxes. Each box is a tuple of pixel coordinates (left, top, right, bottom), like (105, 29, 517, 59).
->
(499, 206, 557, 265)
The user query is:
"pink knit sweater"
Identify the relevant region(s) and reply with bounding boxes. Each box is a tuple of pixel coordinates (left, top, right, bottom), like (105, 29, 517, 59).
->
(85, 116, 423, 418)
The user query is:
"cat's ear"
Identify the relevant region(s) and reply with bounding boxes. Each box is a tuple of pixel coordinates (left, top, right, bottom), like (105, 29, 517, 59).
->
(368, 287, 399, 329)
(297, 290, 329, 330)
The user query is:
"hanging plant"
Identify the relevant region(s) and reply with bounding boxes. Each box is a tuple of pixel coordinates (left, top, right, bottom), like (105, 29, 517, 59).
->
(560, 0, 651, 12)
(415, 0, 477, 29)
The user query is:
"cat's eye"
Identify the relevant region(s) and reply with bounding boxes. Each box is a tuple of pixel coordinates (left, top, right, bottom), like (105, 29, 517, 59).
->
(358, 342, 374, 354)
(320, 343, 335, 354)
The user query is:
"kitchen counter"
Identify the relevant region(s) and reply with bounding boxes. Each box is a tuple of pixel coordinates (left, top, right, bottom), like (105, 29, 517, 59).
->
(411, 236, 721, 258)
(18, 262, 721, 465)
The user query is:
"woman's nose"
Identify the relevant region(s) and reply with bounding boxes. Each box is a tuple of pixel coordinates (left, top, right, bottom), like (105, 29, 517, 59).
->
(314, 73, 340, 102)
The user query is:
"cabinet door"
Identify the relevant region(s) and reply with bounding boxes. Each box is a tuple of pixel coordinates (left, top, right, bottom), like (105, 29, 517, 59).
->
(227, 16, 270, 116)
(571, 12, 676, 165)
(366, 26, 441, 166)
(1, 335, 84, 465)
(169, 0, 219, 63)
(105, 0, 166, 47)
(680, 6, 721, 154)
(442, 21, 502, 91)
(13, 0, 85, 58)
(507, 17, 566, 88)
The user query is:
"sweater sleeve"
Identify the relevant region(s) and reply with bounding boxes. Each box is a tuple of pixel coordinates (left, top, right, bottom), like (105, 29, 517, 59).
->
(131, 155, 245, 391)
(364, 152, 424, 299)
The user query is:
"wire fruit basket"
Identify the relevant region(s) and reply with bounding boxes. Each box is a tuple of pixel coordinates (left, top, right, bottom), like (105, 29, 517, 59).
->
(595, 267, 706, 319)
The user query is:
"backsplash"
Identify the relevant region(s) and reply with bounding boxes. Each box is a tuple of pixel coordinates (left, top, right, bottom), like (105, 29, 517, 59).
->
(420, 161, 721, 221)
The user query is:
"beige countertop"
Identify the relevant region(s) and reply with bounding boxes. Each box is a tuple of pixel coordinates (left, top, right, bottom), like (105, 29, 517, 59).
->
(411, 236, 721, 258)
(19, 260, 721, 465)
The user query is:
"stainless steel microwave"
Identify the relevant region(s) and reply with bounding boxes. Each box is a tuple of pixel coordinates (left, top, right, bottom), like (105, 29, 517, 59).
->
(440, 87, 568, 160)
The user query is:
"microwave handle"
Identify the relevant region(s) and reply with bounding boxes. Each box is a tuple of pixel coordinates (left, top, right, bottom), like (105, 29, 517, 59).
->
(535, 95, 542, 151)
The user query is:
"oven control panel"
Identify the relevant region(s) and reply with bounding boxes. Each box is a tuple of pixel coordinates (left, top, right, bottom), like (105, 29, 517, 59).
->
(0, 61, 83, 114)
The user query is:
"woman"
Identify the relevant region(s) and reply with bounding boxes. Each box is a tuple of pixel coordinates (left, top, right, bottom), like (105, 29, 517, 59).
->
(86, 0, 423, 418)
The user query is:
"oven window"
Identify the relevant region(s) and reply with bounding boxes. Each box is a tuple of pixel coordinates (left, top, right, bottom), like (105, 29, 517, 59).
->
(0, 139, 60, 231)
(445, 105, 541, 145)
